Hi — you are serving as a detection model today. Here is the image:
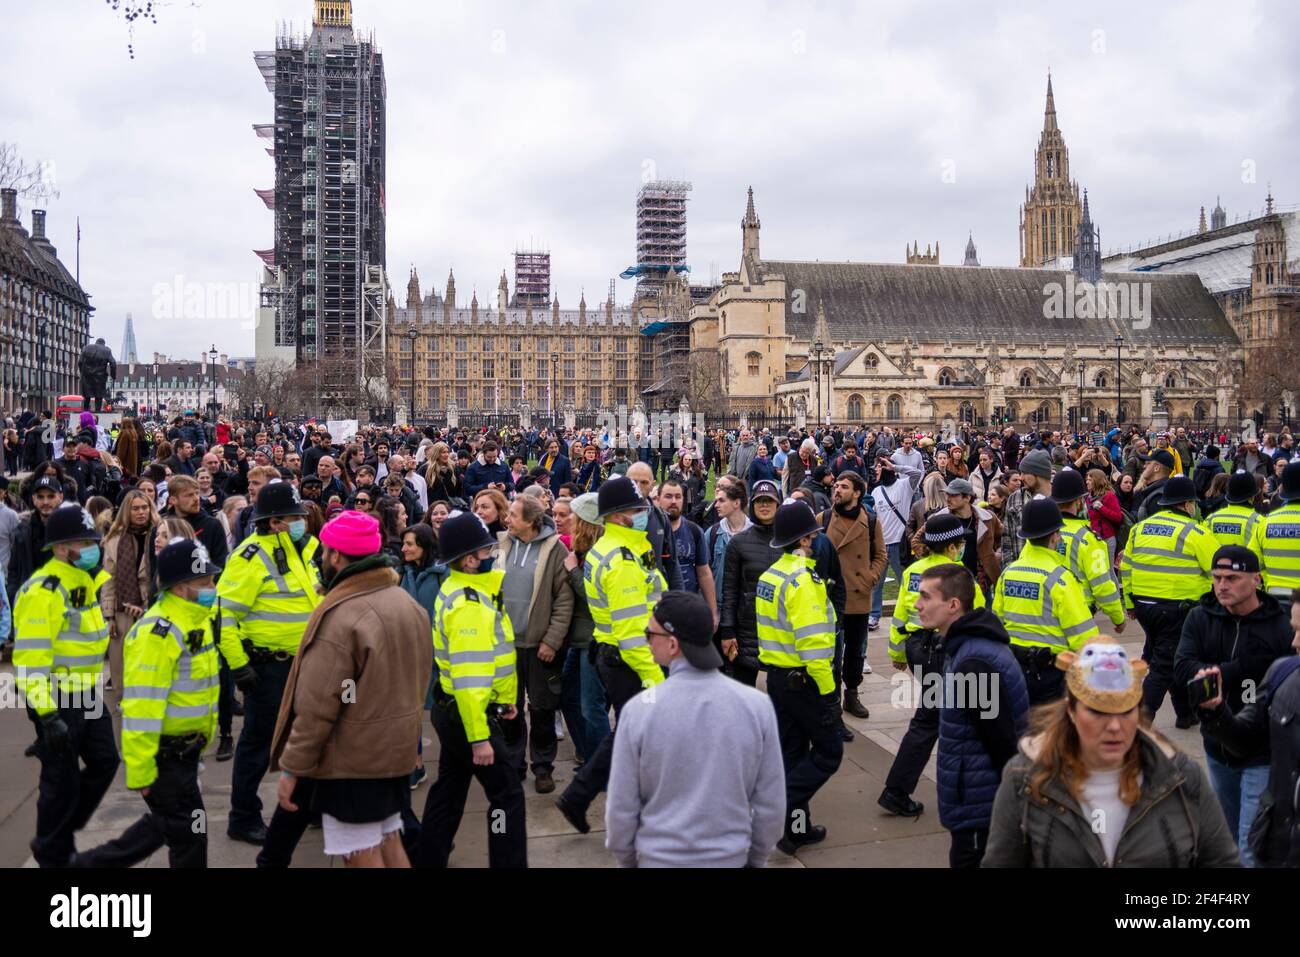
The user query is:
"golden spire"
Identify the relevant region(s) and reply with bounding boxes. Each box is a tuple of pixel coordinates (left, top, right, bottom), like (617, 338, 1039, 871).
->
(314, 1, 352, 28)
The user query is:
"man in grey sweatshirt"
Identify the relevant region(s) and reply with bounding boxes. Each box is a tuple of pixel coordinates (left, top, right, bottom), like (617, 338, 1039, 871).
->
(727, 430, 758, 487)
(605, 591, 785, 867)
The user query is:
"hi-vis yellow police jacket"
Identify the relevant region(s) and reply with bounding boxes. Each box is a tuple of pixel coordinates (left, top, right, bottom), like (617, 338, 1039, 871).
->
(756, 552, 838, 694)
(217, 531, 322, 667)
(121, 591, 220, 788)
(585, 521, 667, 687)
(1250, 502, 1300, 601)
(993, 542, 1099, 653)
(13, 559, 111, 716)
(1119, 510, 1216, 608)
(1204, 504, 1263, 550)
(889, 552, 986, 664)
(433, 568, 517, 744)
(1059, 515, 1124, 627)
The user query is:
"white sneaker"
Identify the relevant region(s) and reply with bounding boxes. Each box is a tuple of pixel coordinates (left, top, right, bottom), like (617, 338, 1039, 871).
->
(862, 662, 873, 675)
(555, 714, 566, 740)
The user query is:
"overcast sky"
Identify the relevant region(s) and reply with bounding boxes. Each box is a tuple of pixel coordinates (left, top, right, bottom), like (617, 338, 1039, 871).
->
(3, 0, 1295, 361)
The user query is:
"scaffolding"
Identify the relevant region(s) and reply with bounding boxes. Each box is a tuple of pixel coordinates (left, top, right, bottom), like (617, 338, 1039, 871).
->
(633, 180, 691, 298)
(255, 4, 386, 388)
(511, 249, 550, 307)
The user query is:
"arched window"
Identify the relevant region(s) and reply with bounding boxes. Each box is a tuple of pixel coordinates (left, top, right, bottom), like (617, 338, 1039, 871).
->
(886, 395, 901, 420)
(938, 367, 957, 386)
(1194, 401, 1208, 423)
(1019, 370, 1034, 388)
(1094, 372, 1108, 389)
(1034, 401, 1053, 424)
(1006, 401, 1020, 422)
(864, 353, 879, 372)
(959, 401, 975, 424)
(847, 394, 864, 420)
(746, 351, 761, 376)
(1165, 373, 1177, 389)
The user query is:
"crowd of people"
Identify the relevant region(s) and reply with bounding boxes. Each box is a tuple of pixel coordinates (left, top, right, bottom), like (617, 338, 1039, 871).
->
(4, 405, 1300, 869)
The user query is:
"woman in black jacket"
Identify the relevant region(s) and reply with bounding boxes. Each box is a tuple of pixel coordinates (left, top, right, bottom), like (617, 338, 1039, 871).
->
(718, 483, 781, 687)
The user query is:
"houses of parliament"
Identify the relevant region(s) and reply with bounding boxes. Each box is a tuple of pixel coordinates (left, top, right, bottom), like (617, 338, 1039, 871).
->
(391, 75, 1294, 430)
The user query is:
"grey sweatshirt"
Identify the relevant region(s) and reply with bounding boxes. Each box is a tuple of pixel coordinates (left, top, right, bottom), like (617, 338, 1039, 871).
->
(605, 657, 786, 867)
(501, 520, 554, 647)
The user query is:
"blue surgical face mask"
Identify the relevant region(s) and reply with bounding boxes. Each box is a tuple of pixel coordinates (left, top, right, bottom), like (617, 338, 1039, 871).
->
(195, 588, 218, 608)
(631, 511, 650, 532)
(72, 544, 101, 570)
(287, 519, 307, 542)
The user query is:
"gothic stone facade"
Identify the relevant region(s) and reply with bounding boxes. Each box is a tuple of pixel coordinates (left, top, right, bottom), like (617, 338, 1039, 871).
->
(689, 191, 1242, 429)
(388, 269, 647, 417)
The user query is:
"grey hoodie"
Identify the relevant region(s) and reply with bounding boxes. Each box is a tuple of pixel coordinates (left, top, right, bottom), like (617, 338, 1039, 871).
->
(501, 517, 556, 647)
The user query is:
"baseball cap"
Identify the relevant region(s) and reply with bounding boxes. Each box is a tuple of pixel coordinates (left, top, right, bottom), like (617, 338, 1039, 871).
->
(1140, 449, 1176, 471)
(751, 479, 781, 502)
(651, 591, 723, 669)
(1211, 545, 1260, 574)
(944, 478, 975, 497)
(32, 476, 62, 494)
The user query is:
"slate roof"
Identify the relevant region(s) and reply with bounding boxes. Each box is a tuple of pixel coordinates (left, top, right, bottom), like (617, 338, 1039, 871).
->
(752, 259, 1236, 346)
(0, 218, 91, 309)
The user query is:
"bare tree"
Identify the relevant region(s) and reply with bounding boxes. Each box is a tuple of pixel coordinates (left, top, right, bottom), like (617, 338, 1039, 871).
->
(0, 142, 59, 202)
(229, 358, 311, 420)
(685, 350, 726, 414)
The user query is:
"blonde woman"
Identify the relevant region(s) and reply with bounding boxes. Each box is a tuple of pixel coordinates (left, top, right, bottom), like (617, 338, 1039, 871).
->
(423, 441, 462, 503)
(907, 470, 950, 554)
(101, 489, 161, 707)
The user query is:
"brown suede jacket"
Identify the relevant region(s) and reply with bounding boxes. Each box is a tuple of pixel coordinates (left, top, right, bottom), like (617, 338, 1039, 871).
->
(271, 561, 432, 780)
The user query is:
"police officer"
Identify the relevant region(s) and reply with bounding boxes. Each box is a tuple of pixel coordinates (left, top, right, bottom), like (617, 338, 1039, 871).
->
(880, 514, 985, 818)
(757, 501, 841, 854)
(13, 504, 118, 868)
(556, 476, 666, 834)
(1251, 461, 1300, 610)
(416, 512, 526, 868)
(1118, 475, 1217, 727)
(993, 498, 1099, 704)
(1205, 471, 1265, 549)
(1051, 470, 1126, 634)
(216, 480, 322, 844)
(73, 540, 222, 868)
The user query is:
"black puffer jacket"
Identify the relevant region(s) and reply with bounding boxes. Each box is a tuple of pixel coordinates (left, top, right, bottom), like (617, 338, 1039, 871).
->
(1201, 656, 1300, 867)
(719, 512, 777, 671)
(1174, 592, 1295, 768)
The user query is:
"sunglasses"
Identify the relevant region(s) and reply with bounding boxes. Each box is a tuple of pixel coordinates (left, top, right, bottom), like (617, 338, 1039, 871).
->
(354, 498, 372, 506)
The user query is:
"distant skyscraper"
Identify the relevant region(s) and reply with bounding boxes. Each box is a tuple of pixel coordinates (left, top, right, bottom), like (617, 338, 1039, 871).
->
(253, 0, 386, 378)
(120, 312, 138, 364)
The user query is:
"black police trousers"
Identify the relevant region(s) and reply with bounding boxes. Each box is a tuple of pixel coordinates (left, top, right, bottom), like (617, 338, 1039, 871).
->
(76, 753, 206, 868)
(507, 647, 562, 779)
(885, 632, 942, 795)
(1014, 647, 1066, 706)
(416, 700, 527, 869)
(229, 655, 293, 833)
(28, 705, 119, 868)
(1133, 597, 1192, 722)
(766, 668, 843, 838)
(560, 648, 644, 814)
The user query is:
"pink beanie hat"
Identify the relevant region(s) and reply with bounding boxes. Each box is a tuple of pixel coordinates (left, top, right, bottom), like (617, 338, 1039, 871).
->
(319, 509, 381, 556)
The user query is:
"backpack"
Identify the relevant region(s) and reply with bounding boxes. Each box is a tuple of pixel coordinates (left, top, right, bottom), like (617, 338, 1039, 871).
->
(1115, 507, 1136, 551)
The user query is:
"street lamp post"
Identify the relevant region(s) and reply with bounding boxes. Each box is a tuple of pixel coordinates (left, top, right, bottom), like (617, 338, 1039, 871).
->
(406, 327, 418, 426)
(1114, 335, 1123, 425)
(1078, 361, 1085, 437)
(208, 344, 219, 419)
(550, 352, 559, 423)
(813, 339, 824, 428)
(152, 361, 160, 421)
